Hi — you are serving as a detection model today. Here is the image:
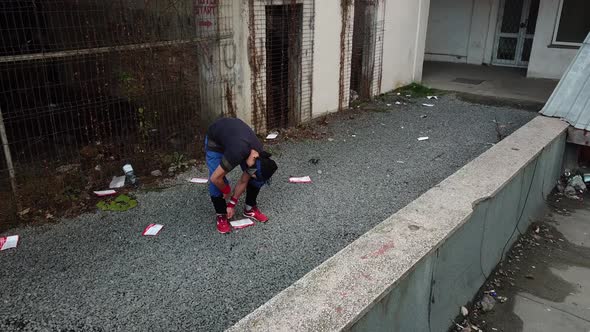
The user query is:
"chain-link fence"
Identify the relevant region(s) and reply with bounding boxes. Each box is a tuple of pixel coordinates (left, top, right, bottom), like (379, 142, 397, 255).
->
(0, 0, 235, 228)
(339, 0, 385, 107)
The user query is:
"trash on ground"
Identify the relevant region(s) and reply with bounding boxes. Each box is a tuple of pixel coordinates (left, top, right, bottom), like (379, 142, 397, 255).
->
(422, 103, 435, 107)
(109, 175, 126, 189)
(56, 164, 80, 174)
(418, 137, 430, 141)
(397, 92, 401, 96)
(94, 165, 102, 171)
(289, 176, 312, 183)
(351, 134, 357, 138)
(18, 208, 30, 217)
(123, 164, 139, 187)
(0, 235, 19, 251)
(230, 218, 255, 229)
(387, 104, 392, 107)
(328, 138, 335, 142)
(557, 170, 587, 199)
(151, 170, 163, 177)
(421, 115, 428, 118)
(427, 96, 439, 100)
(461, 306, 468, 316)
(479, 294, 496, 312)
(395, 101, 402, 105)
(96, 194, 138, 212)
(396, 160, 405, 164)
(266, 132, 279, 140)
(406, 94, 411, 97)
(94, 190, 117, 197)
(142, 224, 164, 236)
(189, 178, 209, 184)
(309, 158, 320, 165)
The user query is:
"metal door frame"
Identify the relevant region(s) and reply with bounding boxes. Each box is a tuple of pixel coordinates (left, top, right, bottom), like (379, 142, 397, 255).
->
(492, 0, 535, 67)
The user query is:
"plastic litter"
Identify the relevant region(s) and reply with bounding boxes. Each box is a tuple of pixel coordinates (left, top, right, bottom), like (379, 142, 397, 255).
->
(0, 235, 19, 251)
(142, 224, 163, 236)
(427, 96, 438, 100)
(418, 137, 429, 141)
(289, 176, 312, 183)
(266, 132, 279, 140)
(189, 178, 209, 184)
(230, 219, 255, 229)
(109, 175, 126, 189)
(123, 164, 139, 188)
(422, 103, 435, 107)
(461, 306, 468, 316)
(94, 190, 117, 197)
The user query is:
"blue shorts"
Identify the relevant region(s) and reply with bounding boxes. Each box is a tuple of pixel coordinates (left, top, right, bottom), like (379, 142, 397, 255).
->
(205, 136, 265, 197)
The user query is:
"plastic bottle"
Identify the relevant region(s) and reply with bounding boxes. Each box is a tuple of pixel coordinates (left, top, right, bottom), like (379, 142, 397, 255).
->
(123, 164, 139, 188)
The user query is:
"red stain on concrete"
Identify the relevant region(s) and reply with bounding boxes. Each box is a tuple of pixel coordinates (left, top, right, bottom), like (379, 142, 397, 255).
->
(360, 273, 373, 281)
(360, 241, 395, 259)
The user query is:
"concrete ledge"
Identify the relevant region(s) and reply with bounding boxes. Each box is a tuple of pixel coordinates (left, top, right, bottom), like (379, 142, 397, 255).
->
(227, 116, 569, 332)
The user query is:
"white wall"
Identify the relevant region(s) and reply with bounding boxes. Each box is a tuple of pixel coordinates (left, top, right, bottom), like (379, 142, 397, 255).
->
(381, 0, 431, 90)
(425, 0, 497, 65)
(311, 1, 343, 117)
(527, 0, 578, 79)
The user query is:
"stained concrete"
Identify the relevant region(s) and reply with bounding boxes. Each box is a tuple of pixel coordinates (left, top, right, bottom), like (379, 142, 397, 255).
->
(455, 196, 590, 332)
(422, 61, 559, 104)
(228, 116, 568, 331)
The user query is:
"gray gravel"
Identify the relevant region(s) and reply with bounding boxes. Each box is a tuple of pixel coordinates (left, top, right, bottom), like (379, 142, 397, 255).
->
(0, 95, 536, 332)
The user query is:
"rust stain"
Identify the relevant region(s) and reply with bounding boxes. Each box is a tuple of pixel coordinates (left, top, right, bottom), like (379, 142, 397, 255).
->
(224, 81, 236, 118)
(338, 0, 352, 112)
(360, 241, 395, 259)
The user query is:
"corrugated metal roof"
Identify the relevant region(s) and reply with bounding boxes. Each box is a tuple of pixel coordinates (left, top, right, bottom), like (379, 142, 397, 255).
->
(541, 33, 590, 131)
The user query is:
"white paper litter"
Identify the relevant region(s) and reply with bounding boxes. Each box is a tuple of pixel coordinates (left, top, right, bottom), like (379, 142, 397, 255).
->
(427, 96, 438, 100)
(266, 132, 279, 140)
(189, 178, 209, 184)
(142, 224, 164, 236)
(289, 176, 312, 183)
(395, 101, 402, 105)
(230, 218, 255, 229)
(0, 235, 19, 251)
(422, 103, 435, 107)
(387, 104, 391, 106)
(418, 137, 430, 141)
(94, 190, 117, 197)
(109, 175, 126, 189)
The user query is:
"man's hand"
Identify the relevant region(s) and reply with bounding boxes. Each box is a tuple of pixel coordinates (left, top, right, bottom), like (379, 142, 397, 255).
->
(227, 207, 235, 219)
(227, 197, 238, 219)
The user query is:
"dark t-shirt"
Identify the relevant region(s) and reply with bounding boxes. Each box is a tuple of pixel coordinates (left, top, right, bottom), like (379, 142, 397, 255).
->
(207, 118, 263, 172)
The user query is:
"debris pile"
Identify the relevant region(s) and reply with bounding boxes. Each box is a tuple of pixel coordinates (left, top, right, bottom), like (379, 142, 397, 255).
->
(556, 169, 588, 200)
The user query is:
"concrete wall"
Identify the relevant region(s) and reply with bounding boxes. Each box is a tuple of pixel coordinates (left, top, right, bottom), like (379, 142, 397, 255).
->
(311, 1, 343, 117)
(425, 0, 578, 79)
(425, 0, 498, 65)
(236, 0, 431, 128)
(381, 0, 430, 91)
(227, 116, 568, 331)
(527, 0, 579, 79)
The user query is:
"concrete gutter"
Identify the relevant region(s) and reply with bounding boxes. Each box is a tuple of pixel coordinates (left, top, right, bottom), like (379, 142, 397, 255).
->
(227, 116, 569, 332)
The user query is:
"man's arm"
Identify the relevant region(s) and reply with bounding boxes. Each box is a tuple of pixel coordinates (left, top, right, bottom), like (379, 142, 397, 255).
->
(210, 165, 231, 199)
(234, 171, 252, 200)
(226, 171, 251, 219)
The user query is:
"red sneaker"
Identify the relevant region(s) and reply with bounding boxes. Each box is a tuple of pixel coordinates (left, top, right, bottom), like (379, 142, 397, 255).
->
(243, 206, 269, 223)
(216, 215, 231, 234)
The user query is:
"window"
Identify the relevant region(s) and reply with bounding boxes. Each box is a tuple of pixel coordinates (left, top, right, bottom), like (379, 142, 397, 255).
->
(552, 0, 590, 46)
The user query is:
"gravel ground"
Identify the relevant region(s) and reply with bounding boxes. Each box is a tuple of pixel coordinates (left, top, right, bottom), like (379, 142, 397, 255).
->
(0, 95, 537, 332)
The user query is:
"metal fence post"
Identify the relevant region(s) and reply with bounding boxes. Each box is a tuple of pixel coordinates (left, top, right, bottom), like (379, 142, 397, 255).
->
(0, 107, 17, 197)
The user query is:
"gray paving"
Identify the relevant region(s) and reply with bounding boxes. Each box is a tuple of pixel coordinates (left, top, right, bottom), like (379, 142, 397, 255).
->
(0, 95, 537, 332)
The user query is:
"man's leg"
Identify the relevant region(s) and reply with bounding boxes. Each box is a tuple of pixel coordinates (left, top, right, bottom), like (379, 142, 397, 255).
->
(243, 178, 268, 222)
(205, 141, 231, 233)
